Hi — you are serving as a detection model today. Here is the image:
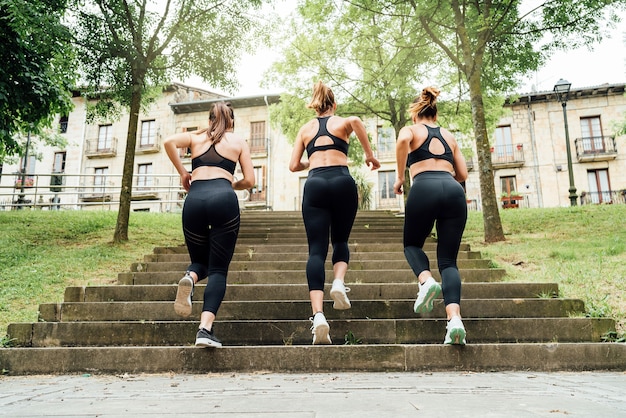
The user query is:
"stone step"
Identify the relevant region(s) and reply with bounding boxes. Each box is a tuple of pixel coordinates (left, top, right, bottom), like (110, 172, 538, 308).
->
(36, 299, 585, 322)
(153, 242, 473, 254)
(2, 343, 625, 374)
(7, 317, 614, 347)
(130, 259, 493, 273)
(63, 282, 560, 302)
(117, 268, 507, 285)
(145, 250, 483, 262)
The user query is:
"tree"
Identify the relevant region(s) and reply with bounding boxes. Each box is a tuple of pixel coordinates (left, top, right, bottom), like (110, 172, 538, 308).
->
(266, 0, 436, 199)
(70, 0, 265, 242)
(0, 0, 76, 162)
(353, 0, 625, 242)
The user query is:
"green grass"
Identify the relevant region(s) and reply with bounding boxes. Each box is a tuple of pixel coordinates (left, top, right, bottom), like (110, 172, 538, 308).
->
(1, 205, 625, 338)
(463, 204, 626, 334)
(0, 210, 183, 335)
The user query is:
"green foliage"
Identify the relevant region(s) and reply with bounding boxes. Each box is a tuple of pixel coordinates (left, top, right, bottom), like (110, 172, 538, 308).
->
(344, 330, 362, 345)
(352, 169, 373, 210)
(0, 0, 76, 162)
(269, 94, 312, 144)
(68, 0, 266, 242)
(266, 0, 433, 135)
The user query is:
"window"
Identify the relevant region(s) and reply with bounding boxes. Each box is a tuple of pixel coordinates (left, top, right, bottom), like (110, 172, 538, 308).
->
(250, 121, 266, 153)
(59, 116, 68, 134)
(140, 120, 156, 147)
(587, 169, 611, 204)
(378, 170, 395, 200)
(137, 163, 153, 190)
(500, 176, 517, 196)
(53, 152, 66, 173)
(580, 116, 604, 153)
(494, 126, 513, 158)
(93, 167, 108, 194)
(97, 125, 113, 151)
(249, 165, 266, 202)
(377, 126, 395, 157)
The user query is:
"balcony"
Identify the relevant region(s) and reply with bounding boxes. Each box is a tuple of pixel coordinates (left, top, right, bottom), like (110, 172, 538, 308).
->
(491, 144, 525, 169)
(136, 135, 161, 154)
(575, 136, 617, 162)
(580, 189, 626, 205)
(85, 137, 118, 158)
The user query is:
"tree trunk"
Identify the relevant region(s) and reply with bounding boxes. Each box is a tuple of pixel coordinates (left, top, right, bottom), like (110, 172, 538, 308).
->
(113, 74, 143, 243)
(467, 74, 505, 242)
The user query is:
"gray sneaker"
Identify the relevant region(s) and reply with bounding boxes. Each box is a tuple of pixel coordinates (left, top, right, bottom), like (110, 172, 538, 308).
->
(195, 327, 222, 348)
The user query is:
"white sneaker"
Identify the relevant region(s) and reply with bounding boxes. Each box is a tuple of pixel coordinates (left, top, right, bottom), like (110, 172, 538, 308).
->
(444, 316, 467, 345)
(310, 312, 331, 345)
(174, 274, 194, 317)
(330, 279, 351, 310)
(413, 277, 441, 313)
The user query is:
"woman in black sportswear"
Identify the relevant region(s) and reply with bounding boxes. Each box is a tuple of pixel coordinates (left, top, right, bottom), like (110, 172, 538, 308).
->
(289, 81, 380, 345)
(394, 87, 469, 345)
(164, 101, 254, 348)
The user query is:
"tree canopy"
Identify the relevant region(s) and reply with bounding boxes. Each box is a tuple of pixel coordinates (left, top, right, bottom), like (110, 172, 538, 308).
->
(0, 0, 76, 162)
(69, 0, 265, 242)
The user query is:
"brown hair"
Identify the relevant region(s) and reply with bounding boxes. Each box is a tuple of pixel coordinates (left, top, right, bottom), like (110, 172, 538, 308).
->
(306, 81, 335, 114)
(205, 101, 234, 143)
(408, 86, 440, 120)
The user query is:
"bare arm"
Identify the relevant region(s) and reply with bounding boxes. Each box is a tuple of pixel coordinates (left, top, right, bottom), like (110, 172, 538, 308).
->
(233, 139, 255, 190)
(393, 126, 412, 195)
(347, 116, 380, 170)
(164, 132, 192, 192)
(289, 127, 310, 172)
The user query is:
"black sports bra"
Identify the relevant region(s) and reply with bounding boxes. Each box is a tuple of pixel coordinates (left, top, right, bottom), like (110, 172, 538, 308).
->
(407, 124, 454, 167)
(305, 116, 349, 157)
(191, 144, 236, 174)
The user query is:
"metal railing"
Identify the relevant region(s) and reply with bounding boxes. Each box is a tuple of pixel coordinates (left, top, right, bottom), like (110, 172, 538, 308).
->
(0, 173, 249, 212)
(580, 190, 626, 205)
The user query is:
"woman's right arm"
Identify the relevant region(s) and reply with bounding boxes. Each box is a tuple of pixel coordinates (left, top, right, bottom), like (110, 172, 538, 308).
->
(164, 132, 192, 191)
(393, 126, 412, 195)
(289, 126, 310, 172)
(233, 139, 255, 190)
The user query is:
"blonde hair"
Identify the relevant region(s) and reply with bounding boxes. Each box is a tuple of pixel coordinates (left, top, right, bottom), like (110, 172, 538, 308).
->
(408, 86, 440, 120)
(204, 101, 234, 143)
(306, 81, 335, 114)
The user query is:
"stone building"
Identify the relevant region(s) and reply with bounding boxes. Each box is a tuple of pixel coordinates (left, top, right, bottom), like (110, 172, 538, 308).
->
(0, 82, 624, 212)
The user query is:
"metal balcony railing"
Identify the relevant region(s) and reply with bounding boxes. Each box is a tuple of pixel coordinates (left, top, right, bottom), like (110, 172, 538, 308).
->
(580, 189, 626, 205)
(490, 144, 525, 168)
(574, 136, 617, 162)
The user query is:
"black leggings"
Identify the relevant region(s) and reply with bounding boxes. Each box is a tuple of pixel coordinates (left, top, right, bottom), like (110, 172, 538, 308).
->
(182, 179, 240, 315)
(302, 166, 358, 291)
(403, 171, 467, 306)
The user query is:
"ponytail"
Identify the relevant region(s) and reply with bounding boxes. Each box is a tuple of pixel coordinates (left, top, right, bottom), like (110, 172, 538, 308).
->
(408, 86, 440, 120)
(306, 81, 335, 114)
(206, 101, 234, 143)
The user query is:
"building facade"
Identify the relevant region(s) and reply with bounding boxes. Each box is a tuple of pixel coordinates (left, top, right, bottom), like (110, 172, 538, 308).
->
(0, 82, 624, 212)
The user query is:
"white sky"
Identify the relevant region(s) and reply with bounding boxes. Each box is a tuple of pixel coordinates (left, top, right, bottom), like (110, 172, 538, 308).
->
(186, 2, 626, 97)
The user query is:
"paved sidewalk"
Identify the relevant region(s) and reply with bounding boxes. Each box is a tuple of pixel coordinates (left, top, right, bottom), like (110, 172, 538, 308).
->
(1, 371, 625, 417)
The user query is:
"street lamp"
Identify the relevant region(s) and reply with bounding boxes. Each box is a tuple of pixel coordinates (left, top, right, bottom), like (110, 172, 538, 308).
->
(553, 78, 577, 206)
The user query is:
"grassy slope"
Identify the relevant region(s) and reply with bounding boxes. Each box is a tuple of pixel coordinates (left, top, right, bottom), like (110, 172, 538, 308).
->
(1, 205, 625, 338)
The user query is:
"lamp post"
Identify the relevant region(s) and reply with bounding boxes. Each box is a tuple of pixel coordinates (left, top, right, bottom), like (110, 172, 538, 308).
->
(553, 79, 577, 206)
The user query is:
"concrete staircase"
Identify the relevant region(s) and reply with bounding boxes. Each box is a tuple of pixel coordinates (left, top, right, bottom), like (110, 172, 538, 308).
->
(2, 211, 625, 374)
